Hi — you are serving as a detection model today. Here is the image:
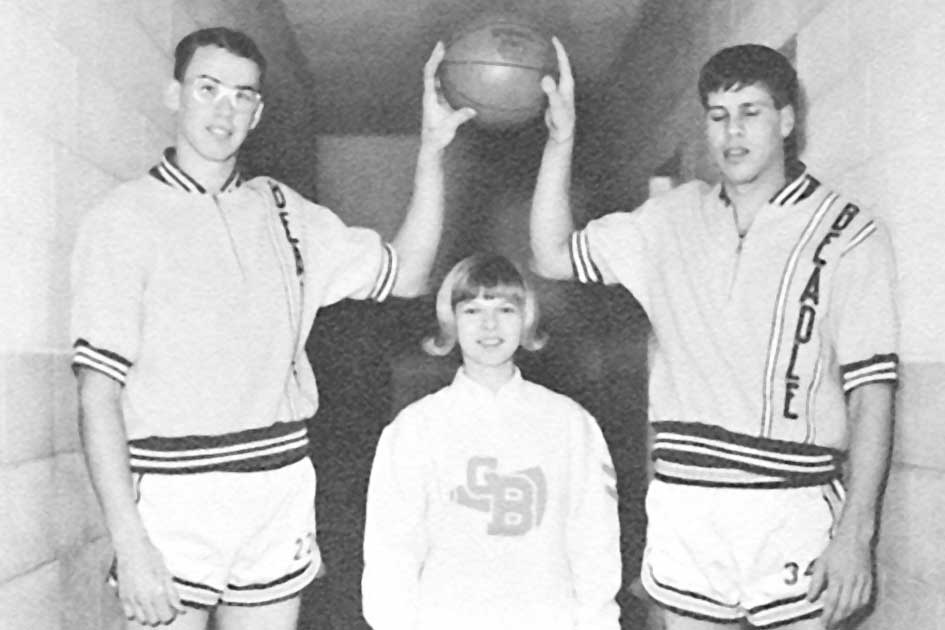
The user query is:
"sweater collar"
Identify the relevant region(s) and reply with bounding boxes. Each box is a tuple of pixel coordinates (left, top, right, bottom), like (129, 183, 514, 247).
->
(148, 147, 242, 195)
(718, 160, 819, 208)
(451, 365, 526, 401)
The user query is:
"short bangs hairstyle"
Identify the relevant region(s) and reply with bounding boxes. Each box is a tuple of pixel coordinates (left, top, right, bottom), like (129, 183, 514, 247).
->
(697, 44, 798, 111)
(423, 254, 547, 357)
(173, 27, 267, 86)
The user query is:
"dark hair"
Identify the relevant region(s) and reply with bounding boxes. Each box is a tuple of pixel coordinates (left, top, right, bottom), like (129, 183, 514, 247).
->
(697, 44, 797, 111)
(173, 27, 267, 85)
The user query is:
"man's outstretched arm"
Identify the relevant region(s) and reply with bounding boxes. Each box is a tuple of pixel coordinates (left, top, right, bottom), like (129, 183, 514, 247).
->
(391, 42, 476, 297)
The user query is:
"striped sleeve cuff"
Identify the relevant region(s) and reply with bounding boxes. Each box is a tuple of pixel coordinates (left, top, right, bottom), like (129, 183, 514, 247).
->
(569, 230, 603, 284)
(841, 353, 899, 392)
(72, 338, 131, 384)
(368, 243, 397, 302)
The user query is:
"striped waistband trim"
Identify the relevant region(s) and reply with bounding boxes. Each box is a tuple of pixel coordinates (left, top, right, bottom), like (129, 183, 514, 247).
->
(651, 421, 843, 488)
(128, 420, 309, 474)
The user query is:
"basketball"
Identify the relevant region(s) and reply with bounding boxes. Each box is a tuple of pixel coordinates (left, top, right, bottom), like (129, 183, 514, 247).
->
(439, 15, 557, 129)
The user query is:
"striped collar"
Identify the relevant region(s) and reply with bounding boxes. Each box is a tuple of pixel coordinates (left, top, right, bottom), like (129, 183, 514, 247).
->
(719, 160, 819, 208)
(149, 147, 243, 195)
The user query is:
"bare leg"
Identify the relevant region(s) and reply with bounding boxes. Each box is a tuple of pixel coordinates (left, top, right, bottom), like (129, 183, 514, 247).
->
(215, 596, 301, 630)
(763, 616, 826, 630)
(125, 607, 210, 630)
(663, 609, 743, 630)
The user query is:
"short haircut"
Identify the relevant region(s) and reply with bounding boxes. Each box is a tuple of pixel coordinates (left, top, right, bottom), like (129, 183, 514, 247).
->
(423, 253, 547, 357)
(697, 44, 797, 111)
(173, 27, 267, 86)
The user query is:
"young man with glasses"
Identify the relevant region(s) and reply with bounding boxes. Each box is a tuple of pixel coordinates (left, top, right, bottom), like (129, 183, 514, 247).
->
(71, 27, 474, 630)
(531, 42, 898, 630)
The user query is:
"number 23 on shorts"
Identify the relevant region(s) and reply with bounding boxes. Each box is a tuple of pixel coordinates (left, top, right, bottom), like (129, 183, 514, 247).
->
(293, 531, 316, 561)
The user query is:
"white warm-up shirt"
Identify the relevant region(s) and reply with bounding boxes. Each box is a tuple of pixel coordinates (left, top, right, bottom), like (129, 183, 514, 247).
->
(362, 368, 621, 630)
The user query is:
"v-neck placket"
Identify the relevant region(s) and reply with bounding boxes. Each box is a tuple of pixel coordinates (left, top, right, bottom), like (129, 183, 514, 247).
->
(150, 148, 248, 279)
(718, 165, 813, 303)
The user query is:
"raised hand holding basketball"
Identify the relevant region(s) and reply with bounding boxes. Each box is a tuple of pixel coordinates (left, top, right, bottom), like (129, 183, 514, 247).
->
(541, 36, 575, 144)
(421, 42, 476, 151)
(438, 16, 557, 129)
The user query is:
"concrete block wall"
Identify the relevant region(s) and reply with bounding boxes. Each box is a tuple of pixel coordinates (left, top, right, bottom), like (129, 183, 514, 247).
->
(608, 0, 945, 626)
(0, 1, 317, 628)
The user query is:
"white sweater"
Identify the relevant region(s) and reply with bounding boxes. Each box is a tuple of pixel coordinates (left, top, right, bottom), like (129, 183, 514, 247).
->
(362, 368, 622, 630)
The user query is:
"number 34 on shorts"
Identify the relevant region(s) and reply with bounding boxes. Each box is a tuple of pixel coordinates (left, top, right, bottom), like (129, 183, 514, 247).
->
(782, 560, 816, 586)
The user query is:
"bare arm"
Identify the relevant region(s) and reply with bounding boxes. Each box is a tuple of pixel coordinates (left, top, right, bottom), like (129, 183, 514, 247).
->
(391, 42, 476, 297)
(78, 368, 184, 625)
(530, 37, 577, 280)
(808, 382, 894, 627)
(838, 382, 894, 546)
(390, 145, 448, 298)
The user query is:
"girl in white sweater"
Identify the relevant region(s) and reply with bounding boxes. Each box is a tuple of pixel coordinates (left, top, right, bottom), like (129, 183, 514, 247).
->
(362, 253, 622, 630)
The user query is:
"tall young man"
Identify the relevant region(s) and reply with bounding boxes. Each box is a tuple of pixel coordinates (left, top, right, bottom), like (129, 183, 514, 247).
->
(71, 27, 474, 630)
(530, 42, 898, 630)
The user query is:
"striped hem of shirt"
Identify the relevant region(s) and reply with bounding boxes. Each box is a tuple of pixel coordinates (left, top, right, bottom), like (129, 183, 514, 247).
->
(840, 353, 898, 392)
(651, 421, 843, 488)
(72, 338, 131, 384)
(128, 421, 310, 474)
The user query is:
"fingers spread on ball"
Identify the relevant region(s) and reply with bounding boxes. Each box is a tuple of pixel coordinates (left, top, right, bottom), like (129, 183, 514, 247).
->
(438, 18, 554, 128)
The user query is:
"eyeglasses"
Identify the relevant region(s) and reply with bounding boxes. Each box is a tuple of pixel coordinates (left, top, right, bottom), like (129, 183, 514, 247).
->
(188, 75, 262, 113)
